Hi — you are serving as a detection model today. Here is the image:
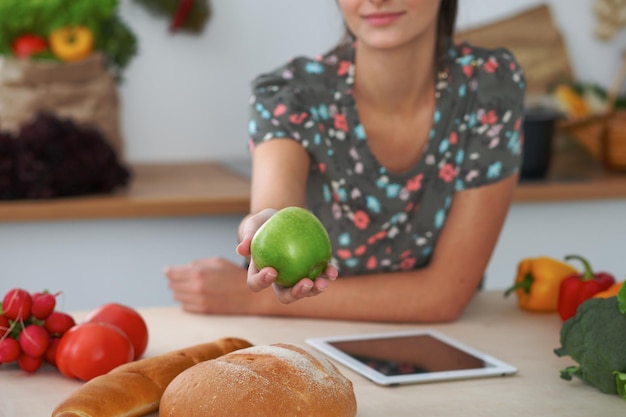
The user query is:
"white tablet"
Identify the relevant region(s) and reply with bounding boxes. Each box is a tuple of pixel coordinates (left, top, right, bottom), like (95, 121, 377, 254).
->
(306, 329, 518, 386)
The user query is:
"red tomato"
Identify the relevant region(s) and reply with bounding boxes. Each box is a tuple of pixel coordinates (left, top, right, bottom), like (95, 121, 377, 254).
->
(56, 322, 134, 381)
(85, 303, 149, 359)
(12, 34, 48, 58)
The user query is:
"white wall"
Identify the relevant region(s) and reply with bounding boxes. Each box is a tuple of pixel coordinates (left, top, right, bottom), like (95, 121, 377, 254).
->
(117, 0, 344, 163)
(488, 199, 626, 290)
(0, 216, 244, 311)
(2, 199, 625, 312)
(117, 0, 626, 163)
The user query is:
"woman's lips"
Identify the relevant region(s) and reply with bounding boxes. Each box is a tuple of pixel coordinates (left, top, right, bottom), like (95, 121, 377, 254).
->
(361, 12, 405, 26)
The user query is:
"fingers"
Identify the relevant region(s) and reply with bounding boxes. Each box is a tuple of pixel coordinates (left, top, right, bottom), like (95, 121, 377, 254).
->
(165, 265, 199, 295)
(321, 264, 339, 280)
(236, 208, 277, 257)
(247, 262, 332, 303)
(272, 277, 330, 304)
(164, 264, 193, 282)
(170, 291, 209, 314)
(164, 260, 216, 307)
(236, 236, 252, 257)
(164, 258, 249, 314)
(246, 261, 276, 293)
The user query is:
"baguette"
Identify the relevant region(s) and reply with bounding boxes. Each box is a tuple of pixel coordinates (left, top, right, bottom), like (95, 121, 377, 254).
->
(51, 337, 253, 417)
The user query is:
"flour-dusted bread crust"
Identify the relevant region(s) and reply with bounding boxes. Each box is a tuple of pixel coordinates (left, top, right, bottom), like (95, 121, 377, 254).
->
(51, 337, 253, 417)
(159, 343, 357, 417)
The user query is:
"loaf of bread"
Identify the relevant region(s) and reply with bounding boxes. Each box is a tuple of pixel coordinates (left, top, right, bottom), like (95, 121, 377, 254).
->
(160, 343, 357, 417)
(51, 337, 253, 417)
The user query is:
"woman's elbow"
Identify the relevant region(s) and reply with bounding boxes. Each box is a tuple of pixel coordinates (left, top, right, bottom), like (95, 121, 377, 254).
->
(414, 292, 476, 323)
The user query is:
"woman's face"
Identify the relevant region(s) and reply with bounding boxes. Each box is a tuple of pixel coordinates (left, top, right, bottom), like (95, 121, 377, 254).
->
(338, 0, 442, 50)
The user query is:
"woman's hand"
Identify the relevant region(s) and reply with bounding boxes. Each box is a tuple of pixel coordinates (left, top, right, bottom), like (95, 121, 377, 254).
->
(164, 257, 251, 314)
(236, 208, 338, 304)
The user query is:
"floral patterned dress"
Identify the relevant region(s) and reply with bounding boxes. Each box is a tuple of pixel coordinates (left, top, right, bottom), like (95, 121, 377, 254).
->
(248, 41, 525, 276)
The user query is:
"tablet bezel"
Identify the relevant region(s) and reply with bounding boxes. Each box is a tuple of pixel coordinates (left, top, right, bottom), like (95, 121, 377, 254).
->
(306, 329, 518, 386)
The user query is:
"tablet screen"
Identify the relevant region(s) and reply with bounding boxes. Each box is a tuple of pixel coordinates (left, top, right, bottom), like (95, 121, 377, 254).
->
(329, 333, 486, 376)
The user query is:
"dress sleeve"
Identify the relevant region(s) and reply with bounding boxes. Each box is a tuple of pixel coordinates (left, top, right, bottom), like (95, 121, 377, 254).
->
(456, 47, 526, 191)
(247, 63, 310, 151)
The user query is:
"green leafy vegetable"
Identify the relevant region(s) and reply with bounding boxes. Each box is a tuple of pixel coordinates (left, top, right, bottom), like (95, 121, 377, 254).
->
(616, 371, 626, 400)
(554, 296, 626, 395)
(618, 278, 626, 314)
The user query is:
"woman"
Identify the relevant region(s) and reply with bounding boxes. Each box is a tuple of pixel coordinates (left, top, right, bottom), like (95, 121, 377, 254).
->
(165, 0, 525, 323)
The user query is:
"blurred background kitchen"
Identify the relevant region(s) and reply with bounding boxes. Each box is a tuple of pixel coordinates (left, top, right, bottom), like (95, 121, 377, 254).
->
(1, 0, 625, 311)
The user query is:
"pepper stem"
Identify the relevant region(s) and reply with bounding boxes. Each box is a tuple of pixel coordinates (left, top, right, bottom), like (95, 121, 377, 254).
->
(564, 254, 595, 280)
(503, 273, 533, 298)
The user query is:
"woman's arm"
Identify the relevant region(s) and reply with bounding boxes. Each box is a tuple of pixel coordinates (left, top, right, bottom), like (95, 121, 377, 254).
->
(245, 173, 519, 323)
(168, 138, 518, 323)
(166, 138, 335, 315)
(237, 138, 308, 239)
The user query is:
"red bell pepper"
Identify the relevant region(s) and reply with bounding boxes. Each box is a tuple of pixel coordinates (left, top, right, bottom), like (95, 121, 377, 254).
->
(558, 254, 615, 321)
(170, 0, 194, 33)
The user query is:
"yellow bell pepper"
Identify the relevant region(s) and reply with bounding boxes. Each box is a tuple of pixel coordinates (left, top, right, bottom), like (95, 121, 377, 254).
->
(49, 26, 94, 63)
(504, 257, 578, 312)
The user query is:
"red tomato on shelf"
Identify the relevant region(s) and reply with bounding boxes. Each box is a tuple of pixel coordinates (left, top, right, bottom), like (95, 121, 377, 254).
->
(84, 303, 149, 359)
(56, 322, 134, 381)
(12, 34, 48, 58)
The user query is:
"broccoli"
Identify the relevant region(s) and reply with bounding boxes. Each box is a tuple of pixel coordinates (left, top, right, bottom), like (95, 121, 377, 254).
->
(554, 284, 626, 397)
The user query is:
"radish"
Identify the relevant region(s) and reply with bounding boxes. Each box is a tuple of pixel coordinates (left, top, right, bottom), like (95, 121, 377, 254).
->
(0, 315, 10, 338)
(2, 288, 32, 321)
(0, 337, 20, 363)
(17, 353, 43, 373)
(18, 324, 50, 357)
(44, 311, 76, 336)
(31, 292, 57, 320)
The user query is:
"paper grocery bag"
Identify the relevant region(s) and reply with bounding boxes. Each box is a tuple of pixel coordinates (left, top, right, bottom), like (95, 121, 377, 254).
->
(0, 53, 125, 157)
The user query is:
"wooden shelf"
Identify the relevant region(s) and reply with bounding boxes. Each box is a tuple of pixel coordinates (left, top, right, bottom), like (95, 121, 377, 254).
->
(1, 143, 626, 223)
(0, 162, 251, 222)
(514, 136, 626, 203)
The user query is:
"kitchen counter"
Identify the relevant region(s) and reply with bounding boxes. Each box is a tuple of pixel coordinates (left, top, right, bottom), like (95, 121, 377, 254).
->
(1, 291, 623, 417)
(1, 141, 625, 223)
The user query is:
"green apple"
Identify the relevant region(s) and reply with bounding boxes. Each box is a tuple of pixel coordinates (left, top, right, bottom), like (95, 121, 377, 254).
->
(251, 207, 332, 287)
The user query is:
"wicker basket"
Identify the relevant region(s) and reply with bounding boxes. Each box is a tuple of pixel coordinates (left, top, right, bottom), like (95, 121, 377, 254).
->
(557, 52, 626, 172)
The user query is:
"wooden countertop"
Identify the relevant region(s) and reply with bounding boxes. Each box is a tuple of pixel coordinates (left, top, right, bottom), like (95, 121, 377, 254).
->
(1, 140, 625, 223)
(2, 291, 624, 417)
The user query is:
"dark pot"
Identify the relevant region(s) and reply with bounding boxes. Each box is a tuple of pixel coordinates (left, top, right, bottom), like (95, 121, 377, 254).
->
(520, 107, 563, 180)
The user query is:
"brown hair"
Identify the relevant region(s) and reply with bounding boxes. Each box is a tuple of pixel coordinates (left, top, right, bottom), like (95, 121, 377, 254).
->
(340, 0, 458, 69)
